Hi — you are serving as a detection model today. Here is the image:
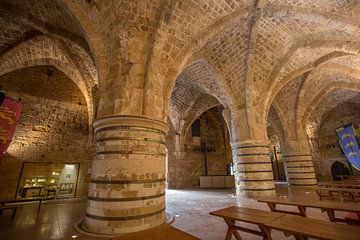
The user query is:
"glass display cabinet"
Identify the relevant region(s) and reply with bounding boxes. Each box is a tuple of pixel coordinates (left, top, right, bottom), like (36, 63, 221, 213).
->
(16, 162, 80, 199)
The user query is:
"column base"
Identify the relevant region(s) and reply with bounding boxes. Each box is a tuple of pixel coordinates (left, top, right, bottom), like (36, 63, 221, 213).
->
(236, 188, 276, 199)
(75, 212, 174, 238)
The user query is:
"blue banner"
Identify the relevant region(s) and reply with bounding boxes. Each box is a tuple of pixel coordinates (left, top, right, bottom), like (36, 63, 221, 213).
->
(336, 124, 360, 171)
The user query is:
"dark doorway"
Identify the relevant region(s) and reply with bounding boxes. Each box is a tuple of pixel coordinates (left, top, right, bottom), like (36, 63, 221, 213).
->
(331, 161, 350, 181)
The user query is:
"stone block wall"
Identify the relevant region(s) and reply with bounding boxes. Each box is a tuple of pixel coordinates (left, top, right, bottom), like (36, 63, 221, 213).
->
(311, 102, 360, 180)
(0, 66, 93, 198)
(167, 107, 232, 188)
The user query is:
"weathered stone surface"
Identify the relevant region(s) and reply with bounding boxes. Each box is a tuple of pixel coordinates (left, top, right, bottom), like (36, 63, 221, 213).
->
(0, 66, 92, 198)
(84, 115, 169, 235)
(1, 0, 360, 236)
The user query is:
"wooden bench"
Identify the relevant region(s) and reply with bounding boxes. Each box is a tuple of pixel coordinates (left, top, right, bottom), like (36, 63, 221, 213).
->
(0, 196, 53, 218)
(258, 197, 360, 225)
(210, 206, 283, 240)
(267, 214, 360, 240)
(113, 224, 200, 240)
(210, 206, 360, 240)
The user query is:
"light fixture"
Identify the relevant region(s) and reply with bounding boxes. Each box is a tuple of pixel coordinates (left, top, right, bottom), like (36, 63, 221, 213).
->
(71, 235, 78, 239)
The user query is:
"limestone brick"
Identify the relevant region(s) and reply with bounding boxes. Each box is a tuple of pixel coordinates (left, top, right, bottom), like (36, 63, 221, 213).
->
(167, 107, 232, 189)
(3, 0, 360, 235)
(0, 66, 92, 198)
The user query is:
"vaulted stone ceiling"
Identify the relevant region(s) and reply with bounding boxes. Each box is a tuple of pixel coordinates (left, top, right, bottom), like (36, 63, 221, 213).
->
(0, 0, 98, 124)
(1, 0, 360, 142)
(306, 89, 360, 139)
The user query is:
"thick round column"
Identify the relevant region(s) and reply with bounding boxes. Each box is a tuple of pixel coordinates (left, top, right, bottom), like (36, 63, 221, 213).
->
(283, 154, 317, 186)
(232, 141, 276, 198)
(84, 115, 169, 235)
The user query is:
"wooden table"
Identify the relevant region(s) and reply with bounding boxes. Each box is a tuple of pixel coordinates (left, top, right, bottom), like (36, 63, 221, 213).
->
(210, 206, 360, 240)
(314, 186, 360, 201)
(318, 182, 360, 189)
(312, 200, 360, 224)
(210, 206, 284, 240)
(267, 214, 360, 240)
(258, 197, 360, 224)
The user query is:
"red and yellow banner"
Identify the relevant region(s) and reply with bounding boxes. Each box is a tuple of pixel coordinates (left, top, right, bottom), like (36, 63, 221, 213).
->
(0, 98, 23, 157)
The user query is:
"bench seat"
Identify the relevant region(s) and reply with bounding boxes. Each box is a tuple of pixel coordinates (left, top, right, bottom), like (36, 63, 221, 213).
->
(210, 206, 360, 240)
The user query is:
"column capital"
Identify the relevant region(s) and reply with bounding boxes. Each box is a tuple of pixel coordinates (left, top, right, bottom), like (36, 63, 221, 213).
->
(283, 138, 311, 156)
(94, 115, 169, 134)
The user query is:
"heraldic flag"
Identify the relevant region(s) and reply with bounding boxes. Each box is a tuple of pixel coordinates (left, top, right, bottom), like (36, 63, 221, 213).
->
(336, 123, 360, 171)
(0, 98, 23, 158)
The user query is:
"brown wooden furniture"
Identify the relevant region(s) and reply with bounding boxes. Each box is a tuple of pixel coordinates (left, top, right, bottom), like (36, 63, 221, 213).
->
(318, 182, 360, 189)
(113, 224, 200, 240)
(0, 196, 54, 218)
(258, 197, 360, 225)
(210, 206, 360, 240)
(314, 186, 360, 201)
(210, 206, 284, 240)
(267, 214, 360, 240)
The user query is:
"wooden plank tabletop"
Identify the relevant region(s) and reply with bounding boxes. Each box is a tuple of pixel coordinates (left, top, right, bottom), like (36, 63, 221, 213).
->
(210, 206, 284, 225)
(258, 197, 317, 207)
(266, 215, 360, 240)
(311, 200, 360, 212)
(315, 187, 360, 192)
(258, 197, 360, 212)
(318, 182, 360, 189)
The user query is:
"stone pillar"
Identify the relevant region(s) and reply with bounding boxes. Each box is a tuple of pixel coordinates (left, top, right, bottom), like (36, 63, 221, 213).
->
(283, 141, 317, 186)
(232, 141, 276, 198)
(84, 115, 169, 235)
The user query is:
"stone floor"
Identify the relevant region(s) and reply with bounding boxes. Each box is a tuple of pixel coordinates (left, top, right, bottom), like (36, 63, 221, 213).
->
(0, 185, 345, 240)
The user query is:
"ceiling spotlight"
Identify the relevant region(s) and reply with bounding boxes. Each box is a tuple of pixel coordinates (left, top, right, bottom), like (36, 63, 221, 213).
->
(71, 235, 78, 239)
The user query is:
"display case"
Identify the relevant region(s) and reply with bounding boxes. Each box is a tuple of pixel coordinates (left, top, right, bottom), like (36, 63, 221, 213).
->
(17, 162, 80, 199)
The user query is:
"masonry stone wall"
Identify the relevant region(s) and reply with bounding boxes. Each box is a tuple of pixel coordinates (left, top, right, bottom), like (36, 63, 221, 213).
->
(0, 66, 92, 198)
(311, 102, 360, 180)
(167, 107, 232, 188)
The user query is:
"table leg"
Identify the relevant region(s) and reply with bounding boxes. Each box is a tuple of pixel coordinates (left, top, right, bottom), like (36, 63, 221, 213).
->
(294, 235, 307, 240)
(12, 207, 17, 218)
(37, 200, 42, 214)
(325, 209, 336, 222)
(297, 206, 307, 217)
(224, 218, 242, 240)
(0, 203, 3, 216)
(267, 203, 276, 212)
(259, 225, 272, 240)
(315, 189, 322, 200)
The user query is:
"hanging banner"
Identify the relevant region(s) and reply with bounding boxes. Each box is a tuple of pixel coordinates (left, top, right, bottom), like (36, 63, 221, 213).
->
(0, 98, 23, 157)
(336, 123, 360, 171)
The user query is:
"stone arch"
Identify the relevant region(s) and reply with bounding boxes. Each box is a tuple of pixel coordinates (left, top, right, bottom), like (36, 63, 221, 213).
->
(61, 0, 108, 92)
(155, 4, 360, 121)
(262, 39, 360, 124)
(297, 64, 360, 132)
(181, 101, 222, 137)
(0, 37, 95, 130)
(303, 83, 360, 140)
